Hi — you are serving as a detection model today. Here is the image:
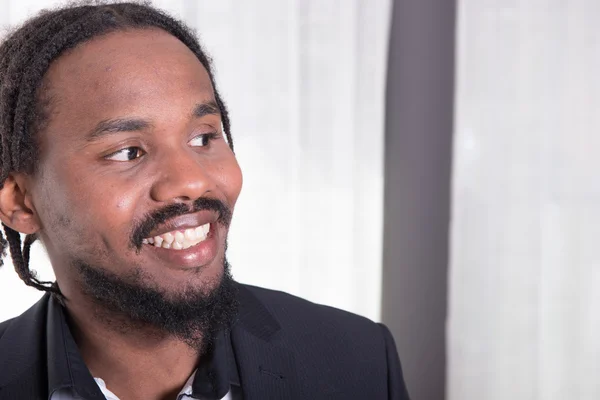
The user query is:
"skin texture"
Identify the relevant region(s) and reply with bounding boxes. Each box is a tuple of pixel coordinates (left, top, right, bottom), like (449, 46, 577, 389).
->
(0, 28, 243, 400)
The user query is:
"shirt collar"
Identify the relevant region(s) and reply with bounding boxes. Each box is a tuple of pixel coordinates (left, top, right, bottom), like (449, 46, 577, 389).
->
(45, 295, 240, 399)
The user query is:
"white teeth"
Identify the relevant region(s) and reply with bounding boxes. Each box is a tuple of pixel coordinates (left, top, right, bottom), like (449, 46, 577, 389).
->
(143, 223, 212, 251)
(163, 232, 174, 244)
(184, 228, 196, 240)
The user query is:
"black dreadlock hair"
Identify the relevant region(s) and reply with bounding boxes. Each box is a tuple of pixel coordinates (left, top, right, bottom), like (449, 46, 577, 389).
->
(0, 1, 234, 297)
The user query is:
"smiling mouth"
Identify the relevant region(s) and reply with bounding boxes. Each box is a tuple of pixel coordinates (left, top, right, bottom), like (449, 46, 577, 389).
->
(142, 223, 210, 250)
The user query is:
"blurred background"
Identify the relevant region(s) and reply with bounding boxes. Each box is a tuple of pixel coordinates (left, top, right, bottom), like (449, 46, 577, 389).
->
(0, 1, 598, 399)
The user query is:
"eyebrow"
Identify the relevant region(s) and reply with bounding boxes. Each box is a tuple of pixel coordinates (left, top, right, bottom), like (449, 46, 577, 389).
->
(86, 118, 150, 141)
(193, 101, 220, 119)
(85, 100, 221, 141)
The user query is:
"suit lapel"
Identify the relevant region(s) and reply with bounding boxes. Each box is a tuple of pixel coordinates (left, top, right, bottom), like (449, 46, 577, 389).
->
(231, 285, 302, 400)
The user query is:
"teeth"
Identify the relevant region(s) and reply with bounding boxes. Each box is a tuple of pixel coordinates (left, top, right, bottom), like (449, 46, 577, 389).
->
(163, 232, 174, 244)
(184, 228, 195, 240)
(143, 223, 212, 251)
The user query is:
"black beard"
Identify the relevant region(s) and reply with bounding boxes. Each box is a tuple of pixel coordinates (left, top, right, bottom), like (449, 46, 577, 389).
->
(73, 256, 238, 351)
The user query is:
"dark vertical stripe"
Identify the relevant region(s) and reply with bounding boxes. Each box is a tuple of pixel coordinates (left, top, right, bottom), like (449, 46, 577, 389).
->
(381, 1, 456, 400)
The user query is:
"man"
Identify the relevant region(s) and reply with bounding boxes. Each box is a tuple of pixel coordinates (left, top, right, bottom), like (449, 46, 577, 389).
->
(0, 2, 409, 399)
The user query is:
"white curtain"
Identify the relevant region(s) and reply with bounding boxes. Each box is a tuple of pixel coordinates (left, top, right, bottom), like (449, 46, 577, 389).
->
(0, 0, 391, 323)
(449, 1, 600, 399)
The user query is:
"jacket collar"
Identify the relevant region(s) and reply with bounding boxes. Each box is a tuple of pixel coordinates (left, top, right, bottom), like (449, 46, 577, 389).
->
(230, 284, 301, 400)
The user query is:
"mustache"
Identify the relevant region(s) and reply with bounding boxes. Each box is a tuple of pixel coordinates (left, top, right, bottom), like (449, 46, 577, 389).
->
(130, 197, 232, 250)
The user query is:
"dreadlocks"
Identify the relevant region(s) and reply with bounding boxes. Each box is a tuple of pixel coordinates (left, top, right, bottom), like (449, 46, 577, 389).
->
(0, 1, 234, 296)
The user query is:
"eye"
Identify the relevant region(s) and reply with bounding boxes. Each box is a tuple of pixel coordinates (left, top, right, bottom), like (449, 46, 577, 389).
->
(105, 147, 145, 162)
(189, 132, 218, 147)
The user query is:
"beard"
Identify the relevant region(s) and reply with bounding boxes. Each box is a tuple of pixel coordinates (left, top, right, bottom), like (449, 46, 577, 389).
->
(73, 255, 239, 352)
(56, 196, 239, 351)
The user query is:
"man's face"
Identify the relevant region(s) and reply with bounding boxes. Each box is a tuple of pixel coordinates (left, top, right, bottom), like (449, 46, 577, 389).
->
(27, 28, 242, 307)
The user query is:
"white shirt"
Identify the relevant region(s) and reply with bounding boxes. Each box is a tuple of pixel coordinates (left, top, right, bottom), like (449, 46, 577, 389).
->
(50, 370, 234, 400)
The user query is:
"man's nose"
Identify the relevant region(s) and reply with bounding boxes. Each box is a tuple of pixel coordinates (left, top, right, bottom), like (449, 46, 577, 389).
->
(149, 148, 214, 203)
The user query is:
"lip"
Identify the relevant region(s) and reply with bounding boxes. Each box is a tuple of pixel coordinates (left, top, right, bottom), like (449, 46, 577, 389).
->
(145, 210, 219, 238)
(144, 222, 220, 268)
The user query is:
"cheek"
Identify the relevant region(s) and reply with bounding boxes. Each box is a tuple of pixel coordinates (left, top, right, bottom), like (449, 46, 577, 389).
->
(34, 162, 141, 252)
(34, 166, 81, 229)
(115, 191, 137, 211)
(32, 176, 100, 262)
(74, 176, 145, 241)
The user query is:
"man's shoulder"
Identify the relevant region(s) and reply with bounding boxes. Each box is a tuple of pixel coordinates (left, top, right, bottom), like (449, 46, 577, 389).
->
(239, 283, 384, 339)
(237, 284, 406, 398)
(0, 294, 48, 341)
(243, 283, 375, 319)
(0, 317, 14, 340)
(0, 295, 49, 397)
(0, 296, 50, 350)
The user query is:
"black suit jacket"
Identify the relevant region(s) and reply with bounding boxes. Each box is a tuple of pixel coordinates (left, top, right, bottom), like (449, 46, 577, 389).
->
(0, 283, 409, 399)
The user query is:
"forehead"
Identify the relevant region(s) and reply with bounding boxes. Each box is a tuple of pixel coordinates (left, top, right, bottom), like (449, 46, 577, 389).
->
(40, 28, 215, 137)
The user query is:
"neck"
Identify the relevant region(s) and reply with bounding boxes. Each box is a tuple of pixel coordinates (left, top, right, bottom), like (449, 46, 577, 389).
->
(64, 292, 203, 400)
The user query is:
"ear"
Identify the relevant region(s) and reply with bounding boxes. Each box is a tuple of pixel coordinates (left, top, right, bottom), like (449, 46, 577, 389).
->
(0, 174, 41, 234)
